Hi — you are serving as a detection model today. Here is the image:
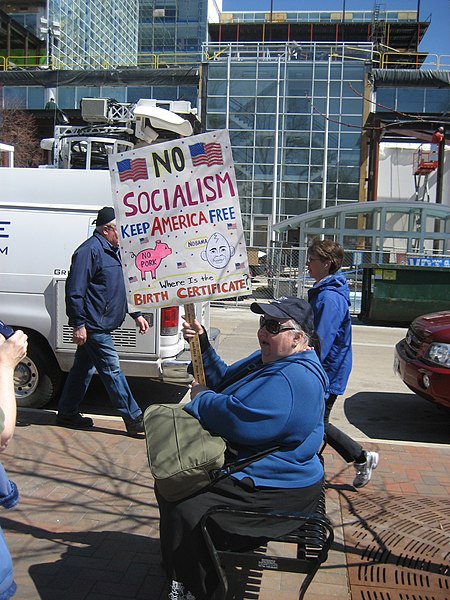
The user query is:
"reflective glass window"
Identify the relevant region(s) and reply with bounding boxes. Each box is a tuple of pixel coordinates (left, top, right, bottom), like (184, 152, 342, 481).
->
(397, 88, 425, 112)
(28, 87, 45, 109)
(283, 165, 309, 181)
(341, 98, 363, 114)
(207, 97, 227, 111)
(208, 64, 228, 79)
(254, 131, 275, 147)
(284, 115, 311, 130)
(256, 114, 276, 129)
(257, 80, 277, 96)
(231, 97, 256, 112)
(285, 80, 312, 97)
(229, 130, 255, 146)
(206, 114, 227, 129)
(153, 87, 177, 100)
(283, 148, 311, 164)
(4, 87, 26, 108)
(425, 88, 450, 113)
(256, 97, 277, 113)
(286, 63, 313, 79)
(337, 183, 359, 200)
(257, 64, 279, 79)
(127, 87, 152, 103)
(101, 87, 127, 102)
(232, 146, 255, 163)
(253, 181, 273, 198)
(375, 88, 396, 111)
(229, 113, 255, 128)
(284, 97, 310, 114)
(253, 163, 275, 177)
(230, 64, 257, 79)
(284, 198, 308, 214)
(207, 80, 227, 95)
(230, 80, 257, 96)
(254, 147, 276, 163)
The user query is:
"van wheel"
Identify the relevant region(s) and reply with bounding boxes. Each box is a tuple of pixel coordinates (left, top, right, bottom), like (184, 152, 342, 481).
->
(14, 342, 63, 409)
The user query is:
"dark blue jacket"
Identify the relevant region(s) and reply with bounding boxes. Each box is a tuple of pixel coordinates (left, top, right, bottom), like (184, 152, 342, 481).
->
(65, 231, 130, 333)
(308, 273, 352, 396)
(185, 347, 328, 488)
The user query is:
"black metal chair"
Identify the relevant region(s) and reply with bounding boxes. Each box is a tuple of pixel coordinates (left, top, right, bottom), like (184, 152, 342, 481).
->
(200, 488, 334, 599)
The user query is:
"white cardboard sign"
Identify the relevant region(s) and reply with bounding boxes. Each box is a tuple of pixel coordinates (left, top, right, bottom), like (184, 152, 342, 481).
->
(109, 129, 251, 309)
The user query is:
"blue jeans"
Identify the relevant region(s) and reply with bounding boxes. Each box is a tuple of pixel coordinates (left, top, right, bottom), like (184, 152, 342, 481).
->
(58, 331, 142, 422)
(0, 527, 16, 599)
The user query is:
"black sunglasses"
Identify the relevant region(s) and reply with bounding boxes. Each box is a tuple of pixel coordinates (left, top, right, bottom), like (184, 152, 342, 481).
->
(259, 316, 296, 335)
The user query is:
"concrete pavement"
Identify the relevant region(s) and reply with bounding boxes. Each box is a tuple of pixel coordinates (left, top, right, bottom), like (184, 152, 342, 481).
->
(1, 304, 449, 599)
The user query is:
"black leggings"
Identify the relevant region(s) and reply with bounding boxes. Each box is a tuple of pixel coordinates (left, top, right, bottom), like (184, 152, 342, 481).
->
(156, 476, 323, 600)
(324, 394, 365, 464)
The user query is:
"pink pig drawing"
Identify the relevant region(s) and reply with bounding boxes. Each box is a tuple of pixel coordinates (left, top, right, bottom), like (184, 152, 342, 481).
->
(134, 241, 172, 280)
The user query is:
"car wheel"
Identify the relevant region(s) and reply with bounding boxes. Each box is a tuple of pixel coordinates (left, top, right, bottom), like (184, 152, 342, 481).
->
(14, 341, 63, 408)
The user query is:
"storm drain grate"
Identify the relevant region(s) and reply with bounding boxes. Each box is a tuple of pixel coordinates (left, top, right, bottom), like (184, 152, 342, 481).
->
(340, 492, 449, 600)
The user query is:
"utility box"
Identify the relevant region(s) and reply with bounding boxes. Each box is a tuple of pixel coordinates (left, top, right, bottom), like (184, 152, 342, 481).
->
(360, 264, 450, 324)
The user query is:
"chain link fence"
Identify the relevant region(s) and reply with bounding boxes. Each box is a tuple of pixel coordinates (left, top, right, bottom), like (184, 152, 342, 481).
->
(223, 244, 450, 316)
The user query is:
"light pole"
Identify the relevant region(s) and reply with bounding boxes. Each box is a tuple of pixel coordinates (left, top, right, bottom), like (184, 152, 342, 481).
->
(39, 17, 60, 69)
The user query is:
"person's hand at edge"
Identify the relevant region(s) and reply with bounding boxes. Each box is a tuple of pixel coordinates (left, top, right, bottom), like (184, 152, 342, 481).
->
(182, 317, 204, 341)
(135, 315, 149, 335)
(72, 326, 87, 346)
(190, 380, 209, 400)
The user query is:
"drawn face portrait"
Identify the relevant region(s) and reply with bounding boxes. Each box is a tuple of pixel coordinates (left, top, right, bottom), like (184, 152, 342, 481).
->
(201, 232, 235, 269)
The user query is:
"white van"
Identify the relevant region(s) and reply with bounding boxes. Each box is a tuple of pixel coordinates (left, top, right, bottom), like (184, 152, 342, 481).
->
(0, 100, 213, 408)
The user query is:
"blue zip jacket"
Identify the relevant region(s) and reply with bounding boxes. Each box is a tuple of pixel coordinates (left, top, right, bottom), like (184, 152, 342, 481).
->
(308, 273, 352, 396)
(65, 231, 131, 333)
(184, 347, 328, 489)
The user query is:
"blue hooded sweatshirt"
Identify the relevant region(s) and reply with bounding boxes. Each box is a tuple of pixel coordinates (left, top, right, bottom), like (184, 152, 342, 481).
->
(308, 273, 352, 396)
(184, 347, 328, 489)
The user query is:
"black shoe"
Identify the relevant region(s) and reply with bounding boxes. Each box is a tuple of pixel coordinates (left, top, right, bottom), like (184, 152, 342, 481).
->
(56, 413, 94, 429)
(125, 414, 144, 437)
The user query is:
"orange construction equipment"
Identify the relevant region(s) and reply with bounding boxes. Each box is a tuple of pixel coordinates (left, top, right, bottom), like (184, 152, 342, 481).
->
(413, 146, 438, 201)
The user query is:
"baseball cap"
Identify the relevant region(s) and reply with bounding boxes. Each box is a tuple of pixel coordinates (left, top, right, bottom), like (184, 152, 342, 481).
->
(251, 297, 314, 334)
(94, 206, 115, 227)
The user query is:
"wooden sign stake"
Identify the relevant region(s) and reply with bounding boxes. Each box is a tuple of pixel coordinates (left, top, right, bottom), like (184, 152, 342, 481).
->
(184, 303, 206, 385)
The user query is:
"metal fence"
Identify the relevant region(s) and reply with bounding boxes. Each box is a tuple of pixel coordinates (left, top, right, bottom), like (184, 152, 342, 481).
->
(225, 245, 450, 315)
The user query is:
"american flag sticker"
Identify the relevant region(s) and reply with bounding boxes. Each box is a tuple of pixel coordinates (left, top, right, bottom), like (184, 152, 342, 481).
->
(128, 275, 138, 283)
(235, 262, 245, 269)
(227, 222, 237, 230)
(140, 236, 149, 244)
(177, 261, 187, 269)
(117, 158, 148, 182)
(189, 142, 223, 167)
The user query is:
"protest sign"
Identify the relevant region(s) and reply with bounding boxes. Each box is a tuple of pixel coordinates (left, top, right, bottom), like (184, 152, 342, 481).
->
(109, 129, 251, 311)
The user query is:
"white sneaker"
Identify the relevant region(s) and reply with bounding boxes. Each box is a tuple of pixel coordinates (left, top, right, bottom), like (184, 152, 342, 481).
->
(168, 581, 185, 600)
(353, 451, 379, 488)
(168, 581, 196, 600)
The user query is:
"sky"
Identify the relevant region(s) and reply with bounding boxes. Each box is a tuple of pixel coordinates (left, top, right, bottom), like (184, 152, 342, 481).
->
(222, 1, 450, 58)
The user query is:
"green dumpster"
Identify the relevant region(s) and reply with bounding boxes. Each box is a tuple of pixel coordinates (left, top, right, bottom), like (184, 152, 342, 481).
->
(360, 264, 450, 324)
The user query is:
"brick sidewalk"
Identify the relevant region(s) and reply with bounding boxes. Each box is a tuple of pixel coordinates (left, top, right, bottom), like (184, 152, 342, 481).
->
(1, 409, 449, 599)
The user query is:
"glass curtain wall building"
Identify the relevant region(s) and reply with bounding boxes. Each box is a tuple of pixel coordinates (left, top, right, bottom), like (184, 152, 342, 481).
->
(50, 0, 139, 69)
(138, 0, 221, 56)
(202, 42, 368, 246)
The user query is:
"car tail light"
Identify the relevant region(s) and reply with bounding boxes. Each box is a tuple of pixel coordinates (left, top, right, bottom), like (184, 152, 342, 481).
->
(161, 306, 179, 336)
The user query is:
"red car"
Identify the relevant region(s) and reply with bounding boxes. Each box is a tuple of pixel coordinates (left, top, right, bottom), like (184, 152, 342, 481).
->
(394, 311, 450, 409)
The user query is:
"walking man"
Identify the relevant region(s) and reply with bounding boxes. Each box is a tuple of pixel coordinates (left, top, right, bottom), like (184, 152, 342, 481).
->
(57, 206, 149, 436)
